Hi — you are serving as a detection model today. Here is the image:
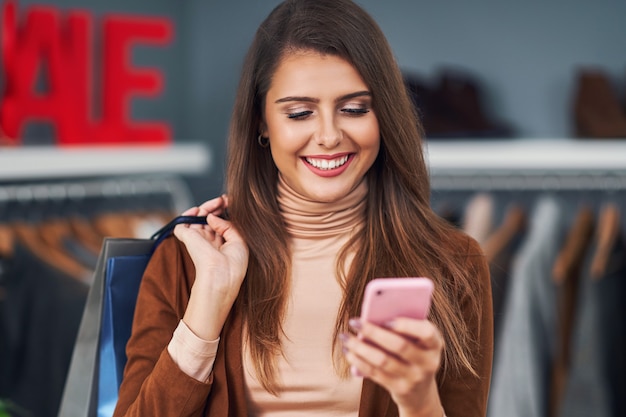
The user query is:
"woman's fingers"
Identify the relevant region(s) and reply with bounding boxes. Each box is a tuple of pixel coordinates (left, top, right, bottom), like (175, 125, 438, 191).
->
(341, 319, 443, 411)
(173, 221, 217, 250)
(206, 214, 240, 240)
(178, 195, 228, 234)
(357, 318, 443, 356)
(342, 318, 445, 413)
(198, 195, 228, 217)
(343, 333, 407, 375)
(385, 318, 444, 351)
(172, 212, 248, 276)
(206, 214, 249, 264)
(181, 206, 200, 216)
(221, 194, 230, 208)
(342, 318, 443, 380)
(181, 194, 231, 222)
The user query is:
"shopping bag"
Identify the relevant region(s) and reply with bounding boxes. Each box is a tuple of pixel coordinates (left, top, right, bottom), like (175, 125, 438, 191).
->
(58, 215, 207, 417)
(97, 249, 153, 417)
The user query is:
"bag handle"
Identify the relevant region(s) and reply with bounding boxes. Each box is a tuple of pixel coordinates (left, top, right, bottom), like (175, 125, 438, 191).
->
(150, 215, 208, 248)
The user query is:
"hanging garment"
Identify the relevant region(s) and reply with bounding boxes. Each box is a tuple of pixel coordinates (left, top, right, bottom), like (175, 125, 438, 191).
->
(462, 192, 495, 245)
(0, 243, 88, 417)
(549, 206, 595, 417)
(481, 203, 527, 345)
(558, 229, 626, 417)
(488, 195, 566, 417)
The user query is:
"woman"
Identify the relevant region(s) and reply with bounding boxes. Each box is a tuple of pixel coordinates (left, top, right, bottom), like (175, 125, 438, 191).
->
(114, 1, 493, 416)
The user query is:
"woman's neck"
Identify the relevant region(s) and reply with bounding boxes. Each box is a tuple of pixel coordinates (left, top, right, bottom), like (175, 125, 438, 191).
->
(276, 175, 368, 238)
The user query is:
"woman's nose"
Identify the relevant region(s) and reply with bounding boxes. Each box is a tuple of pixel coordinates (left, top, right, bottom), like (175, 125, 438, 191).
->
(315, 114, 341, 148)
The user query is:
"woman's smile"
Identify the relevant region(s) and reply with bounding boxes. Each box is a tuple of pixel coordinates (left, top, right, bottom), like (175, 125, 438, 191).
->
(302, 153, 354, 177)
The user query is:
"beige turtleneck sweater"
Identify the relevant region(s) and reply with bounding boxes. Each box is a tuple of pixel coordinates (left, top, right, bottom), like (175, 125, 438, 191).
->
(168, 176, 368, 416)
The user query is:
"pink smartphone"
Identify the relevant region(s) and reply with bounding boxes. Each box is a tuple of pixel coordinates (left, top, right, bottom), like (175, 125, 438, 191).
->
(359, 277, 434, 325)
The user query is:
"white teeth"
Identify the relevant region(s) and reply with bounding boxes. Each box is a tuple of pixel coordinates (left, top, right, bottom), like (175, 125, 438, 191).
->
(305, 155, 349, 170)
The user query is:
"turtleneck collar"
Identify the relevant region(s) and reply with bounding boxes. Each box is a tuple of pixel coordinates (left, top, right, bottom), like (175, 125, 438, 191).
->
(277, 174, 368, 239)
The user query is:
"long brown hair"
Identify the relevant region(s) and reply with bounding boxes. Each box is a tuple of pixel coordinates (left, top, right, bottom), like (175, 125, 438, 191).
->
(226, 0, 483, 394)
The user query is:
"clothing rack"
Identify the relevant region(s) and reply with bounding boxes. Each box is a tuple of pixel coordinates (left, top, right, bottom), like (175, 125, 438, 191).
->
(0, 176, 193, 215)
(429, 171, 626, 191)
(0, 148, 208, 417)
(408, 140, 626, 417)
(425, 139, 626, 191)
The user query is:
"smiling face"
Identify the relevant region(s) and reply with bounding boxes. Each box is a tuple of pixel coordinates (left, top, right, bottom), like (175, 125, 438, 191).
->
(262, 50, 380, 203)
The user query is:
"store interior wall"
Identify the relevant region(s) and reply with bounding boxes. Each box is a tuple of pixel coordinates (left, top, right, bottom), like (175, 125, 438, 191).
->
(6, 0, 626, 203)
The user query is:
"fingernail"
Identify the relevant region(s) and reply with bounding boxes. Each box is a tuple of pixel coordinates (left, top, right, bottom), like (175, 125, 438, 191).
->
(348, 318, 362, 331)
(339, 333, 350, 354)
(350, 365, 363, 378)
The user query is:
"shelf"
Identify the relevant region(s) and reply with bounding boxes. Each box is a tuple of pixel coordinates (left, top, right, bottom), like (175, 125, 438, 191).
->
(0, 143, 212, 181)
(425, 139, 626, 173)
(425, 139, 626, 190)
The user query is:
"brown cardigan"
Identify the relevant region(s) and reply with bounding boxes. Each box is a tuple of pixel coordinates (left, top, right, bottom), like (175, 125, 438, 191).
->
(114, 235, 493, 417)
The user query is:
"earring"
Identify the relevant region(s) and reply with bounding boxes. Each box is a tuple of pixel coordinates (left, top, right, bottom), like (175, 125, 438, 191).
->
(258, 134, 269, 148)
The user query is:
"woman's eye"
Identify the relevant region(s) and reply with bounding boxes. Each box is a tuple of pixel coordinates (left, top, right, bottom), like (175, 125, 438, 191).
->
(341, 107, 370, 116)
(287, 110, 313, 120)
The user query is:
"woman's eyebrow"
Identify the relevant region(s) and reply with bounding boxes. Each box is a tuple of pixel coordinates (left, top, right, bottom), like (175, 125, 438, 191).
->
(275, 96, 319, 104)
(336, 91, 371, 103)
(274, 90, 371, 104)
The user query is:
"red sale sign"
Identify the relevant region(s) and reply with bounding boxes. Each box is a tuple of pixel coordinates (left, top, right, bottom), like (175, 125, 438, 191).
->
(0, 0, 173, 145)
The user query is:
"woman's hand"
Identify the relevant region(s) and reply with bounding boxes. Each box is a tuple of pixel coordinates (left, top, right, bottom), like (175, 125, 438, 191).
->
(342, 318, 445, 417)
(173, 195, 249, 341)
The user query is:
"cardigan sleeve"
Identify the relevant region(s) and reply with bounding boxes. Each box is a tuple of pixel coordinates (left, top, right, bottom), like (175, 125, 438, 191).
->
(113, 236, 214, 417)
(438, 236, 494, 417)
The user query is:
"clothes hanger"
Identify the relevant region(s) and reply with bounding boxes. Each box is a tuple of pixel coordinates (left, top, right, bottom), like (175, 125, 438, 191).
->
(69, 215, 104, 254)
(486, 176, 534, 249)
(91, 192, 174, 239)
(481, 202, 526, 264)
(129, 192, 175, 238)
(39, 187, 99, 274)
(62, 184, 106, 255)
(37, 216, 96, 275)
(461, 192, 495, 245)
(14, 220, 91, 282)
(0, 206, 14, 303)
(548, 202, 596, 417)
(551, 204, 595, 284)
(10, 192, 91, 282)
(0, 223, 14, 259)
(90, 186, 151, 238)
(93, 210, 139, 238)
(0, 221, 15, 298)
(0, 191, 17, 259)
(588, 201, 621, 280)
(131, 211, 168, 239)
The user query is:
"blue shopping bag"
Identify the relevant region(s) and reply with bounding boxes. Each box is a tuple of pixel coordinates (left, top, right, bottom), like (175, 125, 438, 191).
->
(97, 253, 151, 417)
(59, 215, 207, 417)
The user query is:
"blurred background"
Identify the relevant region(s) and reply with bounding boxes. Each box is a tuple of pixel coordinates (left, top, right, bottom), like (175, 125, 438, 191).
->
(0, 1, 625, 416)
(2, 0, 625, 199)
